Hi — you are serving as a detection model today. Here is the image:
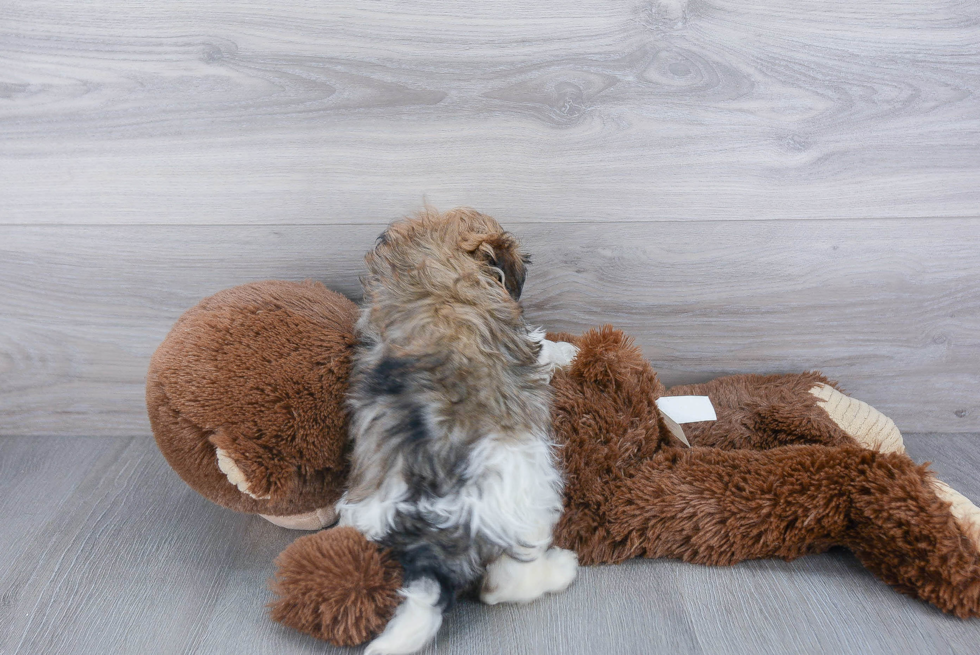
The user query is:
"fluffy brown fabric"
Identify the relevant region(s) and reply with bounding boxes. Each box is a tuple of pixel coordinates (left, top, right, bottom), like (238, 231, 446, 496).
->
(545, 331, 854, 565)
(147, 281, 980, 646)
(547, 326, 670, 564)
(667, 372, 855, 450)
(147, 280, 357, 516)
(269, 527, 403, 645)
(550, 328, 980, 616)
(608, 445, 980, 616)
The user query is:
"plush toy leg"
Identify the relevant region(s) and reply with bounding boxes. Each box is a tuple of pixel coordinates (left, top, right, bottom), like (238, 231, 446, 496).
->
(607, 446, 980, 616)
(666, 374, 980, 555)
(930, 481, 980, 552)
(666, 373, 855, 450)
(800, 385, 980, 554)
(666, 373, 902, 452)
(847, 464, 980, 617)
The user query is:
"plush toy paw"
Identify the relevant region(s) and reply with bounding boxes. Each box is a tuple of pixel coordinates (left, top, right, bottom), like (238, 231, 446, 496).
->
(480, 547, 578, 605)
(809, 384, 904, 453)
(214, 447, 271, 500)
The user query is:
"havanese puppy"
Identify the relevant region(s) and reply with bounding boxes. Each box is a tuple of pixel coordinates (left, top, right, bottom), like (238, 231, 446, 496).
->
(336, 207, 579, 655)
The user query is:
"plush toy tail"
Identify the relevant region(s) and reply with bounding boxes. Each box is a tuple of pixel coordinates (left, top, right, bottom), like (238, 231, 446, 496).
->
(610, 445, 980, 617)
(269, 527, 403, 646)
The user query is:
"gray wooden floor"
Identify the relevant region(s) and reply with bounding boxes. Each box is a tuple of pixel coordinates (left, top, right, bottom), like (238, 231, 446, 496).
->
(3, 433, 980, 655)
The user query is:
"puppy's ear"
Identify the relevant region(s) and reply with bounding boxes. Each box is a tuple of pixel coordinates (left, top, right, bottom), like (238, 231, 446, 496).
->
(462, 232, 529, 301)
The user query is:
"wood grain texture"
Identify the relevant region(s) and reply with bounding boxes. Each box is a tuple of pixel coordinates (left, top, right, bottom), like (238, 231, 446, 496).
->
(1, 219, 977, 436)
(0, 437, 120, 650)
(1, 0, 979, 224)
(3, 434, 980, 654)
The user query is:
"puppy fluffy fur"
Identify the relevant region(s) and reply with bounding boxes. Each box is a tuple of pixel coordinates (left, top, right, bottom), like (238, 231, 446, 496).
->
(337, 208, 577, 655)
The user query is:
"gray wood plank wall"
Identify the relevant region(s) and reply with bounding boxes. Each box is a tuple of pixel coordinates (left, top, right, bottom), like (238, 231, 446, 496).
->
(1, 0, 978, 436)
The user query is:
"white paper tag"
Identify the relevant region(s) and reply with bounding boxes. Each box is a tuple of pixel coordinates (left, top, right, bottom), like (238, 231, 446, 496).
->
(655, 396, 717, 424)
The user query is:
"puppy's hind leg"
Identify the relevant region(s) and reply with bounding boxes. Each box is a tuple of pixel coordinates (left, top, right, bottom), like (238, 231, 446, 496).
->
(365, 578, 443, 655)
(480, 548, 578, 605)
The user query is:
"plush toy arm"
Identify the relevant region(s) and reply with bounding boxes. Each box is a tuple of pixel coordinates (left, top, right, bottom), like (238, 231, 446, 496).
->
(666, 373, 903, 453)
(605, 445, 980, 617)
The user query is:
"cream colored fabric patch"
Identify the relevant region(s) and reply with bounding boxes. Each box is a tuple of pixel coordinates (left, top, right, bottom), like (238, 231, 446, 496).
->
(260, 506, 339, 531)
(932, 480, 980, 552)
(809, 384, 904, 453)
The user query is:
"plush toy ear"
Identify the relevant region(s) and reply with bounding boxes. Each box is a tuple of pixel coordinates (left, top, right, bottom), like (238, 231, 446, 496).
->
(568, 325, 652, 388)
(460, 232, 530, 301)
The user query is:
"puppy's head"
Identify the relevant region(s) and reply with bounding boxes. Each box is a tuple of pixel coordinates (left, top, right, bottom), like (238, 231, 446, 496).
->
(372, 207, 530, 301)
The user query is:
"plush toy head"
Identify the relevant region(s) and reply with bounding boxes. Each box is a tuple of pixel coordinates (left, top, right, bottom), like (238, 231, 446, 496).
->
(146, 280, 357, 522)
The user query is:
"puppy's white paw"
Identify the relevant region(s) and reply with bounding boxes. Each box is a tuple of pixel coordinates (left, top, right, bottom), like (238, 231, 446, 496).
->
(481, 548, 578, 605)
(537, 339, 579, 371)
(542, 547, 579, 593)
(215, 447, 270, 500)
(550, 341, 579, 368)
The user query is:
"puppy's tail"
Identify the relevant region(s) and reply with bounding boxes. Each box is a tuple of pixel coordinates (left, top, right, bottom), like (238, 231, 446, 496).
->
(364, 576, 444, 655)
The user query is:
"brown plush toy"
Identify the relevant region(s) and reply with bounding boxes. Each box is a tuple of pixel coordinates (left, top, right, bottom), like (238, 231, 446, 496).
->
(148, 280, 980, 648)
